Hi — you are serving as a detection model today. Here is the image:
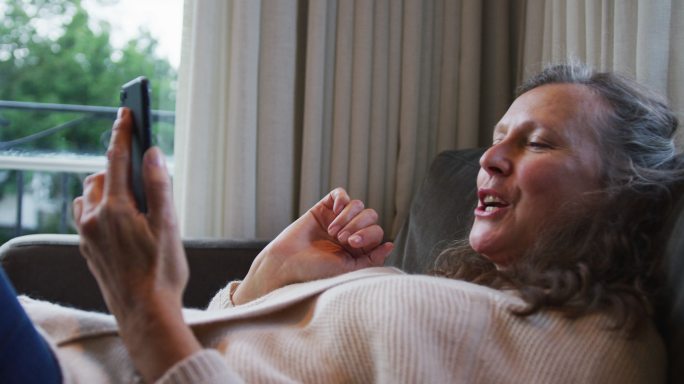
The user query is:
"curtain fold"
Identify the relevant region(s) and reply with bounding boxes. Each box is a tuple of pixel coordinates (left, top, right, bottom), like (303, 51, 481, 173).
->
(175, 0, 261, 238)
(255, 0, 300, 237)
(175, 0, 519, 239)
(520, 0, 683, 147)
(174, 0, 681, 240)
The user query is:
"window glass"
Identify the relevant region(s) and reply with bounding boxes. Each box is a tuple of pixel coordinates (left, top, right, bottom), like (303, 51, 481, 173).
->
(0, 0, 183, 243)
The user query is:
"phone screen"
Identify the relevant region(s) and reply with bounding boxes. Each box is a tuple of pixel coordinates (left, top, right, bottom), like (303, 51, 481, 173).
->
(120, 76, 152, 213)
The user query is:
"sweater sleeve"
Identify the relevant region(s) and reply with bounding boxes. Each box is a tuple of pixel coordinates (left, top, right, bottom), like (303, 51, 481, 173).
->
(155, 349, 243, 384)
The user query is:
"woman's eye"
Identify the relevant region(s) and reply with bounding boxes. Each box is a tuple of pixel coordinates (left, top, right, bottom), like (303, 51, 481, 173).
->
(528, 141, 551, 149)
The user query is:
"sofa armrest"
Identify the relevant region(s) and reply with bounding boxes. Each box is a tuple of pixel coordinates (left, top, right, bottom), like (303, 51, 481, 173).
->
(0, 234, 267, 312)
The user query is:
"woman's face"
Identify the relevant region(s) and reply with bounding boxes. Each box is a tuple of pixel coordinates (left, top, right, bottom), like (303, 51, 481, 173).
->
(469, 83, 604, 265)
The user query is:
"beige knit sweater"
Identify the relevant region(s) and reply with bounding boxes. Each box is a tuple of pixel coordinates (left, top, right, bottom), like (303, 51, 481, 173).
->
(22, 267, 665, 383)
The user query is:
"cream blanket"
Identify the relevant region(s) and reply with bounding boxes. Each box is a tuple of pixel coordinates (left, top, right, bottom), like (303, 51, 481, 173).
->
(21, 267, 666, 383)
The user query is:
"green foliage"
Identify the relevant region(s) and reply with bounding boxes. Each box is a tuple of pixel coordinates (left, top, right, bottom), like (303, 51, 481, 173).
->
(0, 0, 178, 241)
(0, 0, 177, 155)
(0, 169, 84, 245)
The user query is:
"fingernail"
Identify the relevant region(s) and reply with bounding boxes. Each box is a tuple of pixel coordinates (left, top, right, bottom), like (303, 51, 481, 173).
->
(117, 107, 125, 118)
(328, 225, 341, 236)
(338, 231, 350, 243)
(348, 234, 362, 245)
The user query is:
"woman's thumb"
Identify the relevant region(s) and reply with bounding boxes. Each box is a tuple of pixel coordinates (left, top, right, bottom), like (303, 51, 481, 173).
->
(143, 147, 176, 227)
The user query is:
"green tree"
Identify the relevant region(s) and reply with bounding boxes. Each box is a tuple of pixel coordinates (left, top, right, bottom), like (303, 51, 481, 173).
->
(0, 0, 178, 243)
(0, 0, 177, 155)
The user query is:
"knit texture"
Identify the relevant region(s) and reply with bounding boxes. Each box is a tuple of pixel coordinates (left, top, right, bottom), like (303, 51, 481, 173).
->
(22, 267, 665, 383)
(157, 350, 242, 384)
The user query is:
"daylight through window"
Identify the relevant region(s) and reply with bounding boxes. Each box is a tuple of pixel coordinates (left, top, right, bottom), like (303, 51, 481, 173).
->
(0, 0, 183, 243)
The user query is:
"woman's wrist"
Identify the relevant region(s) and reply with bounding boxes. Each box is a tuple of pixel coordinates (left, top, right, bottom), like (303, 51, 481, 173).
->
(117, 296, 202, 382)
(232, 250, 280, 305)
(231, 278, 257, 305)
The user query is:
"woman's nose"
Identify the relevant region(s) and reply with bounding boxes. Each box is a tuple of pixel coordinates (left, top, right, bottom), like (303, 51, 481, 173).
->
(479, 143, 513, 176)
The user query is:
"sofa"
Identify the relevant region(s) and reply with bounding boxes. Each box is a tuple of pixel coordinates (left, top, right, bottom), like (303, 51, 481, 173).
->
(1, 148, 682, 382)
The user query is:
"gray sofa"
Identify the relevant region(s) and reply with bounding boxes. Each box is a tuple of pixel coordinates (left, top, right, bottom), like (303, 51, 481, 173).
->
(1, 148, 682, 382)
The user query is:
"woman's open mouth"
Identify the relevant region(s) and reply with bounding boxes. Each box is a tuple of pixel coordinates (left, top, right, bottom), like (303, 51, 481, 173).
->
(475, 190, 510, 217)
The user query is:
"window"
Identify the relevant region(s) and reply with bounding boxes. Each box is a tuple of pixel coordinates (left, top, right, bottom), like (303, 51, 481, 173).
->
(0, 0, 183, 243)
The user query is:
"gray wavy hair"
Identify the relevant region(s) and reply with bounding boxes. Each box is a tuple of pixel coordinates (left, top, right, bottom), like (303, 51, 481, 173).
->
(518, 64, 680, 189)
(435, 63, 684, 332)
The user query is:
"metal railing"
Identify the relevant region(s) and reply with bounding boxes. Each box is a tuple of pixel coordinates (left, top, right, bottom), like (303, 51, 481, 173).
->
(0, 100, 174, 237)
(0, 155, 106, 237)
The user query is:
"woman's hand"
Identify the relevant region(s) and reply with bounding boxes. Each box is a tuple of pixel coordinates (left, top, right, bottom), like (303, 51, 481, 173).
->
(233, 188, 394, 304)
(72, 108, 200, 382)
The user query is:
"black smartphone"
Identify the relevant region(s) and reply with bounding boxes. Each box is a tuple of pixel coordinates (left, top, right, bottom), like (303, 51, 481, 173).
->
(120, 76, 152, 213)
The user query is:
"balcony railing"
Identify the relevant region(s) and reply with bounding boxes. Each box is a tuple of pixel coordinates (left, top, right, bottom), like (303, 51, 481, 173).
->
(0, 100, 174, 239)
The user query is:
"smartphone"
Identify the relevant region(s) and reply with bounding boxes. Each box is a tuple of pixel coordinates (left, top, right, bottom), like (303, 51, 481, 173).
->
(120, 76, 152, 213)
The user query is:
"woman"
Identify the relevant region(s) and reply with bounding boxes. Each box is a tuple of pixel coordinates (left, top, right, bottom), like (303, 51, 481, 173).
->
(436, 64, 684, 332)
(3, 63, 682, 383)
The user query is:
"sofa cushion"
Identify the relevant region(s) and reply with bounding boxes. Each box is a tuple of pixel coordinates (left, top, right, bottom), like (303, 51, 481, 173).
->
(0, 234, 266, 311)
(387, 148, 485, 273)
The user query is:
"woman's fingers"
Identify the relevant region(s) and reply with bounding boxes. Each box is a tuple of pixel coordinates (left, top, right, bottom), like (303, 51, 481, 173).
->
(317, 187, 388, 254)
(319, 187, 350, 216)
(346, 223, 384, 249)
(104, 108, 133, 199)
(329, 187, 350, 215)
(328, 200, 365, 238)
(345, 242, 394, 270)
(81, 172, 105, 216)
(309, 188, 351, 234)
(72, 196, 84, 225)
(332, 206, 380, 243)
(366, 242, 394, 266)
(143, 147, 176, 231)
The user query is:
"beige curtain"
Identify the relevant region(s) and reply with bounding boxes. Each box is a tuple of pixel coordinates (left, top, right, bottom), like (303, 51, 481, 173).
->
(174, 0, 522, 239)
(174, 0, 682, 240)
(520, 0, 684, 145)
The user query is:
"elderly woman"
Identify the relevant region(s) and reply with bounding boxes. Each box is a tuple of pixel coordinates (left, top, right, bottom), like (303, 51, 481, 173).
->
(1, 63, 682, 383)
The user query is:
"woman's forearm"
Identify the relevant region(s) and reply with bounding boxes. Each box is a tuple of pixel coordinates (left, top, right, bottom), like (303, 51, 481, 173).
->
(117, 297, 202, 383)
